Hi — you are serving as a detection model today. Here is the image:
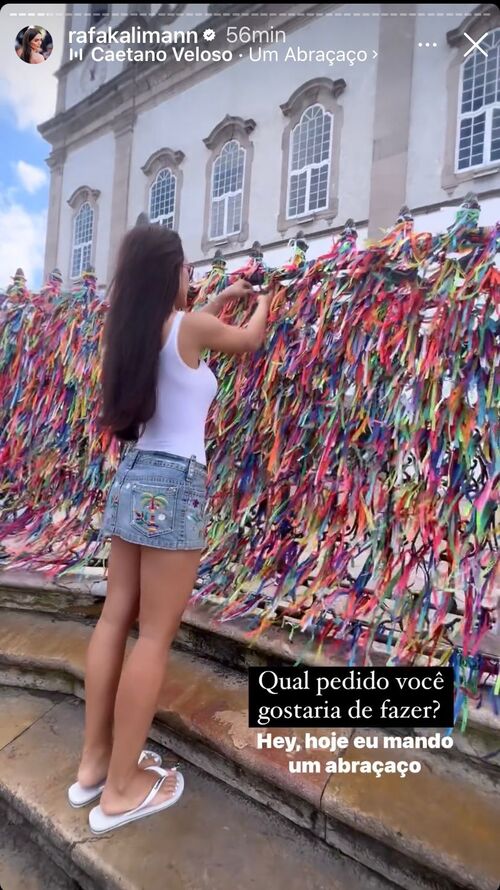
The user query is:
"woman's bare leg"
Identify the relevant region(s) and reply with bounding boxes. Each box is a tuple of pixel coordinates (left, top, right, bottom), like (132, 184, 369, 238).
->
(99, 546, 202, 814)
(77, 536, 157, 786)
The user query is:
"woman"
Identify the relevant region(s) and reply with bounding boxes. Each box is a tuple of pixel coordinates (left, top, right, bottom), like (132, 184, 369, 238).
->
(69, 224, 271, 833)
(19, 28, 45, 64)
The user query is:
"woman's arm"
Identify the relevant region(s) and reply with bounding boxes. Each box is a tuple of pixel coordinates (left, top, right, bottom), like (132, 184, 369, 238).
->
(189, 291, 272, 355)
(198, 290, 230, 317)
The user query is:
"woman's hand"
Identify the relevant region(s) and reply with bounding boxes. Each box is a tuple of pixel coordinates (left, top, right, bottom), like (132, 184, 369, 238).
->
(258, 286, 272, 302)
(221, 279, 255, 304)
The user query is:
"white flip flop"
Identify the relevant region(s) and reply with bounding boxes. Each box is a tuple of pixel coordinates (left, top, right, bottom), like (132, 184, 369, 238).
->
(88, 765, 184, 835)
(68, 749, 162, 808)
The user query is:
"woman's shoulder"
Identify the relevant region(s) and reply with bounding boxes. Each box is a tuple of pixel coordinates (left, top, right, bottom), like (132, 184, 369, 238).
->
(181, 309, 211, 331)
(179, 308, 211, 348)
(181, 308, 200, 327)
(32, 53, 44, 63)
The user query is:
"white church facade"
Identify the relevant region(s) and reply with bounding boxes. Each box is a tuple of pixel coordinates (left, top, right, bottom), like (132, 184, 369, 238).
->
(40, 3, 500, 290)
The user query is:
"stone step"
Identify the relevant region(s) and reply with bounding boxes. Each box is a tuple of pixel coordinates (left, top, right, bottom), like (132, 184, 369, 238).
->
(0, 609, 498, 890)
(0, 685, 395, 890)
(0, 800, 78, 890)
(1, 569, 498, 784)
(177, 601, 500, 791)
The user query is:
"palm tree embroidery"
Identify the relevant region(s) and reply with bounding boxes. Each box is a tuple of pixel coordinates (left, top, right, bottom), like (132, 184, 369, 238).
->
(134, 492, 169, 533)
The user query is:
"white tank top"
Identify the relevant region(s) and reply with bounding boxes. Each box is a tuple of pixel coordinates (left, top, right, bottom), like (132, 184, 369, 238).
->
(136, 310, 218, 465)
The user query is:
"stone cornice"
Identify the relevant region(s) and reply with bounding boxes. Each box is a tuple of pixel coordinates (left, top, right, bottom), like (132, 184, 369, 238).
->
(203, 115, 256, 149)
(46, 147, 67, 170)
(141, 147, 185, 174)
(112, 109, 138, 136)
(67, 186, 101, 208)
(280, 77, 347, 117)
(446, 3, 499, 45)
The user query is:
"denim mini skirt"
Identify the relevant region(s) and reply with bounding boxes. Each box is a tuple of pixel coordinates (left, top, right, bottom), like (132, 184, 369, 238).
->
(98, 447, 209, 551)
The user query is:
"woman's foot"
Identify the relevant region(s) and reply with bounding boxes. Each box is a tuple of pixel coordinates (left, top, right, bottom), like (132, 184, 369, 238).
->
(77, 748, 158, 788)
(99, 766, 179, 816)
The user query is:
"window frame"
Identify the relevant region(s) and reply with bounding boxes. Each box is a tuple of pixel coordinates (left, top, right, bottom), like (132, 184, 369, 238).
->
(443, 11, 500, 191)
(201, 114, 256, 254)
(141, 147, 185, 231)
(286, 103, 333, 220)
(454, 28, 500, 174)
(277, 77, 346, 237)
(66, 186, 100, 283)
(71, 201, 94, 279)
(209, 139, 246, 240)
(149, 166, 177, 228)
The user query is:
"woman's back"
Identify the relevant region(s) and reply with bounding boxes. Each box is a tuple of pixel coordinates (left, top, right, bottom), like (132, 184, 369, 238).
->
(136, 310, 217, 465)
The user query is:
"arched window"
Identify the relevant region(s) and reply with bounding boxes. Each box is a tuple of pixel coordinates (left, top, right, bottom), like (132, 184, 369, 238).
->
(287, 104, 332, 218)
(149, 168, 177, 227)
(210, 140, 245, 239)
(71, 202, 93, 278)
(457, 28, 500, 170)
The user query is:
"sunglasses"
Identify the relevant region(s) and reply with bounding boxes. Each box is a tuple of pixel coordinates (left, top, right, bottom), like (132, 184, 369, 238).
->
(183, 262, 194, 281)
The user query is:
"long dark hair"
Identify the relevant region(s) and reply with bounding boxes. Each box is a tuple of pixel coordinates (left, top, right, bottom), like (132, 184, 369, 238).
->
(99, 224, 184, 442)
(20, 28, 42, 63)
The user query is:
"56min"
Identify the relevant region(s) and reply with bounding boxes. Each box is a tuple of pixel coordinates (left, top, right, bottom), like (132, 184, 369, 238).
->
(226, 26, 286, 47)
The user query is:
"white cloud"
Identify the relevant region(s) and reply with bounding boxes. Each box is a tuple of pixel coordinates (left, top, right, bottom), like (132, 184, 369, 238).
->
(0, 189, 47, 290)
(15, 160, 48, 193)
(0, 4, 65, 130)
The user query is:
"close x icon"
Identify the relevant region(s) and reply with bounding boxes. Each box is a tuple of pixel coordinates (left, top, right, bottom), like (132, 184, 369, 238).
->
(463, 30, 490, 57)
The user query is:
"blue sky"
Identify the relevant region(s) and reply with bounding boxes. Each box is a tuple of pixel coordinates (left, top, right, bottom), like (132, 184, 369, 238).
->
(0, 101, 51, 217)
(0, 4, 65, 290)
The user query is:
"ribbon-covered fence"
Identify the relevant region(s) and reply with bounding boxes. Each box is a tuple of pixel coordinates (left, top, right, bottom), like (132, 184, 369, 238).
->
(1, 197, 499, 721)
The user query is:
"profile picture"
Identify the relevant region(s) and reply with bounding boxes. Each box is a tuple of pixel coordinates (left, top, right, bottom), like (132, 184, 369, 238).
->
(15, 25, 53, 64)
